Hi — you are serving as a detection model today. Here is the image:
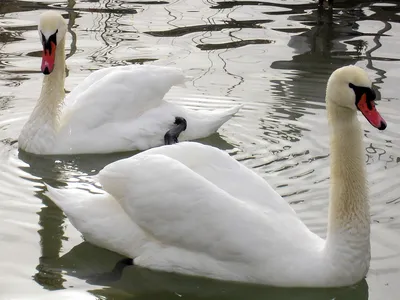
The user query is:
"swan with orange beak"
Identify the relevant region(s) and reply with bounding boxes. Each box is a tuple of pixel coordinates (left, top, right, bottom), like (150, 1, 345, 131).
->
(18, 11, 242, 155)
(47, 66, 388, 288)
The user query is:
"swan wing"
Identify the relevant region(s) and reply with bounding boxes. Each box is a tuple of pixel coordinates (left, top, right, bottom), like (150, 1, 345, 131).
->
(64, 65, 138, 102)
(98, 148, 313, 265)
(126, 142, 296, 214)
(61, 65, 186, 132)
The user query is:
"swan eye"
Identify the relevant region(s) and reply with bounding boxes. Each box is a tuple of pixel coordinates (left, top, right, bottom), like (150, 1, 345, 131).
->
(41, 32, 46, 44)
(349, 83, 376, 110)
(40, 30, 58, 44)
(49, 31, 58, 46)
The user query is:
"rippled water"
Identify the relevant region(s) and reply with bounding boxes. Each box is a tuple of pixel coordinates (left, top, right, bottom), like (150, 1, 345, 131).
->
(0, 0, 400, 299)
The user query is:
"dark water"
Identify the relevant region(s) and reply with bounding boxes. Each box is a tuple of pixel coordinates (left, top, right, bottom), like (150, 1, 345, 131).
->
(0, 0, 400, 299)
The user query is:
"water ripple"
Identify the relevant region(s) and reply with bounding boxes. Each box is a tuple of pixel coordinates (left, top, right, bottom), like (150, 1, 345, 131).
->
(0, 0, 400, 299)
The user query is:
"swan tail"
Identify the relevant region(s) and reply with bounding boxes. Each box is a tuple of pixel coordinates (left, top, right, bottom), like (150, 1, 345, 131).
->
(45, 184, 107, 235)
(45, 184, 139, 257)
(45, 184, 89, 218)
(183, 104, 243, 140)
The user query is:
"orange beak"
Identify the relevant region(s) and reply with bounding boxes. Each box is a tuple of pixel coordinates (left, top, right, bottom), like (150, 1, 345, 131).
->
(41, 41, 56, 75)
(356, 93, 387, 130)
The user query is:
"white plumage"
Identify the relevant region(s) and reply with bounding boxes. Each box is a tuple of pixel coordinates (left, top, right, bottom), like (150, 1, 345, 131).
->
(18, 11, 242, 155)
(47, 60, 386, 286)
(47, 142, 324, 286)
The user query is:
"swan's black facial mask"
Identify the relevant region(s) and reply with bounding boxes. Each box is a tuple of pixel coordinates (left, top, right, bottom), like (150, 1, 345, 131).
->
(41, 30, 58, 75)
(349, 83, 387, 130)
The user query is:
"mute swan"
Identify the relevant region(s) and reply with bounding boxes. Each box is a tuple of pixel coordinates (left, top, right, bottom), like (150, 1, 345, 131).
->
(47, 65, 387, 287)
(18, 11, 242, 155)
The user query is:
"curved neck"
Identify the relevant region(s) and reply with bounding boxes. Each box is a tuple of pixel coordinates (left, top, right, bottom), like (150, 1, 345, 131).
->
(19, 37, 66, 153)
(324, 102, 370, 266)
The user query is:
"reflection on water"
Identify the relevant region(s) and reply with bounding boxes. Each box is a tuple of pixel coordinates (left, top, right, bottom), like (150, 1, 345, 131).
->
(53, 242, 369, 300)
(0, 0, 400, 299)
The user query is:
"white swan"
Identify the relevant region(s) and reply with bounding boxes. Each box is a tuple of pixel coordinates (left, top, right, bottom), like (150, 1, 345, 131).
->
(18, 11, 242, 155)
(47, 65, 387, 287)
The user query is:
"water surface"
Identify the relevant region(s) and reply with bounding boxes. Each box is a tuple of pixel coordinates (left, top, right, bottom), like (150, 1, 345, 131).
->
(0, 0, 400, 299)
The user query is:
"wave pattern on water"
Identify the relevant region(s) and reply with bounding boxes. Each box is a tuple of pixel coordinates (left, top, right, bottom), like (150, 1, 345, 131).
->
(0, 0, 399, 299)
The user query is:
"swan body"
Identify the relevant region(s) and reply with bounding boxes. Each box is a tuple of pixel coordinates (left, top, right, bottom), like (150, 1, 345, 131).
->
(47, 66, 387, 287)
(18, 11, 242, 155)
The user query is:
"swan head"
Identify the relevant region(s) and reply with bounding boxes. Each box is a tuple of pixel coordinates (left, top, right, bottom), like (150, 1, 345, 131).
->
(38, 11, 67, 75)
(326, 65, 387, 130)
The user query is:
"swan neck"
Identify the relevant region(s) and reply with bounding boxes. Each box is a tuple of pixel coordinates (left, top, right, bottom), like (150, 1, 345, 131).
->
(325, 101, 370, 266)
(18, 37, 66, 154)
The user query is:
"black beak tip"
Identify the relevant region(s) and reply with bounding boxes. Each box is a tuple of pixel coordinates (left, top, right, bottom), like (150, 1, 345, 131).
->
(378, 121, 387, 131)
(42, 67, 50, 75)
